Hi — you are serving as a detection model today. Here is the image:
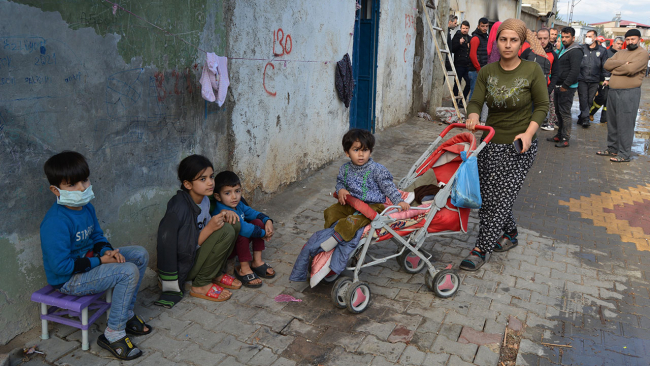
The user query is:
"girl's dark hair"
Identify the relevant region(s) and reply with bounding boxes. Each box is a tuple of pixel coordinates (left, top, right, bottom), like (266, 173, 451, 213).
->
(43, 151, 90, 187)
(178, 155, 213, 191)
(342, 129, 375, 152)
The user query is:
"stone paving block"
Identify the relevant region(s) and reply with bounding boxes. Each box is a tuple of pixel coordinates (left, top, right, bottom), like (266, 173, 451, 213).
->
(397, 345, 426, 365)
(327, 346, 375, 365)
(179, 323, 226, 349)
(457, 326, 502, 346)
(430, 335, 478, 363)
(218, 317, 261, 341)
(279, 318, 324, 341)
(281, 336, 333, 365)
(566, 281, 599, 297)
(55, 350, 110, 366)
(515, 277, 550, 295)
(212, 335, 262, 364)
(512, 297, 546, 317)
(549, 268, 581, 283)
(218, 356, 246, 366)
(446, 354, 476, 366)
(318, 328, 366, 352)
(444, 311, 486, 331)
(371, 355, 399, 365)
(26, 336, 79, 363)
(172, 343, 222, 366)
(358, 335, 407, 363)
(515, 352, 541, 366)
(497, 284, 532, 301)
(250, 326, 295, 354)
(354, 318, 396, 341)
(247, 347, 279, 366)
(140, 333, 192, 359)
(490, 302, 528, 323)
(180, 306, 225, 330)
(147, 312, 193, 337)
(250, 309, 294, 333)
(474, 345, 499, 366)
(270, 357, 296, 366)
(483, 319, 505, 335)
(135, 351, 180, 366)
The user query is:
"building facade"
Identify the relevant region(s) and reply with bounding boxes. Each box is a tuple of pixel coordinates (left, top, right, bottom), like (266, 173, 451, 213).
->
(0, 0, 447, 344)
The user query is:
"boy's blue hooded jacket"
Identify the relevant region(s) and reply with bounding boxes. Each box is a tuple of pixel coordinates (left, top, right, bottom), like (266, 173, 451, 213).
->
(213, 201, 270, 238)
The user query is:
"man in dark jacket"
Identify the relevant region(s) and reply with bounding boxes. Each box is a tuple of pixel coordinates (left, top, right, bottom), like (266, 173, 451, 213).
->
(548, 27, 584, 147)
(537, 28, 559, 131)
(451, 20, 471, 105)
(577, 30, 609, 128)
(589, 37, 624, 123)
(445, 15, 458, 72)
(467, 17, 489, 100)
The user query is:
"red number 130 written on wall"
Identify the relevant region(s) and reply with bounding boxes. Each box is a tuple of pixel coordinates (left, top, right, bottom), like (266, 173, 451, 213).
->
(273, 28, 292, 57)
(265, 28, 293, 96)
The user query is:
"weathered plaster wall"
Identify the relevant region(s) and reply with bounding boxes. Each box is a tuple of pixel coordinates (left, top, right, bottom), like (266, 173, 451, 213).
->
(411, 1, 437, 114)
(224, 0, 355, 199)
(0, 0, 228, 344)
(454, 0, 518, 26)
(374, 0, 419, 130)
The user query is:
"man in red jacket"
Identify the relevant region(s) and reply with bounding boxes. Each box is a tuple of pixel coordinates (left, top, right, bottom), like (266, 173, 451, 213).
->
(467, 17, 489, 100)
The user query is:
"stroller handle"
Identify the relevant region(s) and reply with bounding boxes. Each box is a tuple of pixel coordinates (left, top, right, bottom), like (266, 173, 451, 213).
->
(441, 123, 495, 143)
(332, 193, 378, 220)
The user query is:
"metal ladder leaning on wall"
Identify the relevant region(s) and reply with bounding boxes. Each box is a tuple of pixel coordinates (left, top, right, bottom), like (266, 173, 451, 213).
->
(420, 0, 466, 121)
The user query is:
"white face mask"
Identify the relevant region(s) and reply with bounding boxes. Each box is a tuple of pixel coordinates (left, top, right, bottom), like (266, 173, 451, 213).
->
(584, 37, 593, 45)
(56, 185, 95, 207)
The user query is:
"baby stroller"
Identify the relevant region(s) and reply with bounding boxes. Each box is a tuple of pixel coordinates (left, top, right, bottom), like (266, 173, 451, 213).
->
(312, 123, 494, 313)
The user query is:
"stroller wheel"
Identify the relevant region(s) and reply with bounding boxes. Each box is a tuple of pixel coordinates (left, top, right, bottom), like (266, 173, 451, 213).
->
(331, 277, 352, 309)
(346, 282, 371, 314)
(426, 269, 460, 298)
(398, 251, 427, 274)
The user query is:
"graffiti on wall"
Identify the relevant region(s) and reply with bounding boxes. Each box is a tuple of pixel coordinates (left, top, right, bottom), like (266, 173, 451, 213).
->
(404, 13, 416, 63)
(264, 27, 293, 97)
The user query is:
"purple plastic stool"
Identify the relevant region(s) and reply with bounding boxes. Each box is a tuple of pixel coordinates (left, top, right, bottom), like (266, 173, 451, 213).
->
(31, 285, 112, 350)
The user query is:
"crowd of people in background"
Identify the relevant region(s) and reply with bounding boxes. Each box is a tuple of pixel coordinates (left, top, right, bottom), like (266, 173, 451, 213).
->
(447, 16, 649, 161)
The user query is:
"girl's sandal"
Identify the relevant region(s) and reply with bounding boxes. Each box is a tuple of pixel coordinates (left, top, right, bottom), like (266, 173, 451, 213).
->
(610, 156, 630, 163)
(493, 233, 518, 252)
(251, 263, 276, 279)
(596, 150, 617, 156)
(190, 284, 231, 302)
(213, 274, 242, 289)
(459, 250, 486, 271)
(235, 270, 263, 288)
(125, 315, 153, 336)
(97, 334, 143, 360)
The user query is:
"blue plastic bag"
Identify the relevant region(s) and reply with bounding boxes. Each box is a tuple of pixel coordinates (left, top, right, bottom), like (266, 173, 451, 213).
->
(451, 151, 482, 208)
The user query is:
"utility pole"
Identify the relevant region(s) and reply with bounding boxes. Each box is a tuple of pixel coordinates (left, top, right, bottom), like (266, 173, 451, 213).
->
(568, 0, 582, 24)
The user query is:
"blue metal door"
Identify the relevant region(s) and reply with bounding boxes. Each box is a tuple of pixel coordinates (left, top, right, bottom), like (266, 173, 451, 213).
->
(350, 0, 380, 132)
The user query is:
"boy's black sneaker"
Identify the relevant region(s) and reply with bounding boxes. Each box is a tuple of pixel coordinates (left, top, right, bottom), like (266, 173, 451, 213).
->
(546, 135, 560, 142)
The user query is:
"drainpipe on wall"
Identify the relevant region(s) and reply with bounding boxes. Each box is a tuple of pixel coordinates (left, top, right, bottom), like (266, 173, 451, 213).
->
(516, 0, 522, 19)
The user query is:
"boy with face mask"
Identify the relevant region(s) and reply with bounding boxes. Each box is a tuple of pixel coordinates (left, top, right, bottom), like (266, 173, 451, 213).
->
(40, 151, 151, 360)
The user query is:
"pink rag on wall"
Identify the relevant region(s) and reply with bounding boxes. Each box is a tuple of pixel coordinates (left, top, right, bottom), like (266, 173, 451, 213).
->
(200, 52, 230, 106)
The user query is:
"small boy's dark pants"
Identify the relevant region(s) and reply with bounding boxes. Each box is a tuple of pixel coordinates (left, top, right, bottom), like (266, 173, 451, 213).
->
(324, 202, 385, 242)
(230, 219, 265, 263)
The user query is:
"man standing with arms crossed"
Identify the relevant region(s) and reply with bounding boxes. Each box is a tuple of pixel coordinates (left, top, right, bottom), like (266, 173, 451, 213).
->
(577, 30, 609, 128)
(548, 27, 583, 148)
(598, 29, 649, 162)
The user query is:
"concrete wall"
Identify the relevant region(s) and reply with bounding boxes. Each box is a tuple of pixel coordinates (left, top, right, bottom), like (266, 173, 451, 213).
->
(452, 0, 518, 27)
(224, 0, 355, 199)
(0, 0, 228, 344)
(374, 0, 418, 130)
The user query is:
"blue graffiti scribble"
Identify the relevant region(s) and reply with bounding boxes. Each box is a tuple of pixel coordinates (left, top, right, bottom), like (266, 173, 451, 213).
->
(105, 68, 144, 118)
(40, 46, 46, 54)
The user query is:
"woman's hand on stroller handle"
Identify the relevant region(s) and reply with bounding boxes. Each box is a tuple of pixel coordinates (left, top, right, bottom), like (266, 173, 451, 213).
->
(465, 113, 480, 131)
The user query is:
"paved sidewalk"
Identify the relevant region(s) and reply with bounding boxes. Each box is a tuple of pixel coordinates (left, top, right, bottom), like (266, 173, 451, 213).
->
(8, 80, 650, 366)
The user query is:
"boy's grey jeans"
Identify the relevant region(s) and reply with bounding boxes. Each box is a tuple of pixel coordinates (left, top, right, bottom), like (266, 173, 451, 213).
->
(59, 246, 149, 331)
